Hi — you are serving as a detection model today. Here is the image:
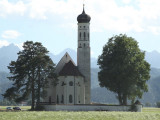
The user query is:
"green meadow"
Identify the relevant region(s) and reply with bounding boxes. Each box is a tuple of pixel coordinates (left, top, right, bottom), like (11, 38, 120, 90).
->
(0, 107, 160, 120)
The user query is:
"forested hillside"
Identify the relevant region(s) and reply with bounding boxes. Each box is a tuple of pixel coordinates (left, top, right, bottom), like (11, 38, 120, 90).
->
(91, 68, 160, 105)
(1, 68, 160, 106)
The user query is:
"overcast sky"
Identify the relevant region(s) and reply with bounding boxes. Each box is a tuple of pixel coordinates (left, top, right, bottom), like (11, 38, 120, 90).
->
(0, 0, 160, 58)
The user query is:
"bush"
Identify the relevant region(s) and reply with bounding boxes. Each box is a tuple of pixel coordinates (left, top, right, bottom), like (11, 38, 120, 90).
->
(35, 105, 45, 111)
(130, 104, 138, 112)
(156, 102, 160, 108)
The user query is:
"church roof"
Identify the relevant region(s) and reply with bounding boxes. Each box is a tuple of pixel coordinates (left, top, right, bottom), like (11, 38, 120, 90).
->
(55, 52, 76, 74)
(59, 60, 83, 77)
(77, 5, 91, 23)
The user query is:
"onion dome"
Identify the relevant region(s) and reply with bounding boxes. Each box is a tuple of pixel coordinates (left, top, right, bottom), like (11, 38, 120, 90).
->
(77, 5, 91, 23)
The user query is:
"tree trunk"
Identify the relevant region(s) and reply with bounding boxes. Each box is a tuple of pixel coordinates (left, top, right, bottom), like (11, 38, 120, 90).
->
(31, 71, 35, 110)
(118, 93, 123, 105)
(122, 94, 127, 105)
(37, 70, 41, 106)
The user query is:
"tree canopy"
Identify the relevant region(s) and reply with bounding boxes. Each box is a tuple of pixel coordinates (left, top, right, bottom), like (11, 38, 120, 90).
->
(3, 41, 57, 110)
(98, 34, 150, 105)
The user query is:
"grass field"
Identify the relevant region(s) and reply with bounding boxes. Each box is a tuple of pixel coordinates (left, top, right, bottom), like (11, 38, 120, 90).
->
(0, 107, 160, 120)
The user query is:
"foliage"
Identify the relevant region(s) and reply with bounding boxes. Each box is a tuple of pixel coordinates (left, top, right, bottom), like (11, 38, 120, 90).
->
(129, 104, 138, 112)
(156, 102, 160, 108)
(0, 99, 17, 106)
(145, 102, 152, 107)
(3, 41, 57, 110)
(98, 34, 150, 105)
(35, 105, 45, 111)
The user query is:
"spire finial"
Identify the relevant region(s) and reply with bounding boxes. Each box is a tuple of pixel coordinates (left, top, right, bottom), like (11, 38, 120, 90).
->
(82, 0, 85, 14)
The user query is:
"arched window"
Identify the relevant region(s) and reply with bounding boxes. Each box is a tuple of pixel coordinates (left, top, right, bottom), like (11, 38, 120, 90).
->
(49, 96, 51, 104)
(57, 95, 59, 104)
(69, 95, 72, 103)
(79, 43, 82, 48)
(84, 32, 86, 38)
(80, 32, 81, 38)
(61, 95, 64, 103)
(84, 43, 85, 47)
(69, 81, 73, 86)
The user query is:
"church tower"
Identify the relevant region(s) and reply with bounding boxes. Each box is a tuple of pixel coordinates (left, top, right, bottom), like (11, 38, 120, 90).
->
(77, 5, 91, 104)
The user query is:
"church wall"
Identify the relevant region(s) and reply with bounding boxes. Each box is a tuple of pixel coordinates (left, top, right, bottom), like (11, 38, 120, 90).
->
(44, 78, 56, 103)
(77, 22, 91, 104)
(56, 76, 85, 104)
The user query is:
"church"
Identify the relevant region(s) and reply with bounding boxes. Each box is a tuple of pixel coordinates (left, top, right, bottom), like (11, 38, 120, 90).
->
(44, 5, 91, 105)
(42, 6, 142, 112)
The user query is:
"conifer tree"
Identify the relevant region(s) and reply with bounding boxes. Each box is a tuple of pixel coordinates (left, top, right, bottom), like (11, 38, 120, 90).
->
(3, 41, 57, 110)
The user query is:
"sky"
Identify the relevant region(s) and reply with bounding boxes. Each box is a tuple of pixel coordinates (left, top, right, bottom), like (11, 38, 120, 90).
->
(0, 0, 160, 58)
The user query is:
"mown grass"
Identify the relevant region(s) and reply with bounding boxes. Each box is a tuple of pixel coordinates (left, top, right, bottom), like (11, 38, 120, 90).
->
(0, 107, 160, 120)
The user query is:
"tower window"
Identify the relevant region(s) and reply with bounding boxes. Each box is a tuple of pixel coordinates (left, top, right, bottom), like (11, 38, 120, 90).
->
(66, 54, 67, 58)
(61, 95, 64, 103)
(79, 43, 82, 48)
(57, 95, 59, 104)
(69, 81, 73, 86)
(69, 95, 72, 103)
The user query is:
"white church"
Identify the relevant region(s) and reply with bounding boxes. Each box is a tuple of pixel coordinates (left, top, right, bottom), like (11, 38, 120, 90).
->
(42, 6, 142, 111)
(44, 5, 91, 105)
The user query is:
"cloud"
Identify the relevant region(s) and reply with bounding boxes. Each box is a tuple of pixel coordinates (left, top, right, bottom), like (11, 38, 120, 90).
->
(1, 0, 160, 34)
(0, 0, 26, 17)
(0, 40, 10, 48)
(122, 0, 131, 4)
(2, 30, 21, 39)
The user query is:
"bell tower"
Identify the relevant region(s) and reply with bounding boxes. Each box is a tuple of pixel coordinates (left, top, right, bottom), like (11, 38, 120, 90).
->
(77, 5, 91, 104)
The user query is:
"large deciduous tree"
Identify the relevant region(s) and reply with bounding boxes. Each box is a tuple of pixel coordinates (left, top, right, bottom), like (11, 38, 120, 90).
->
(98, 34, 150, 105)
(3, 41, 57, 110)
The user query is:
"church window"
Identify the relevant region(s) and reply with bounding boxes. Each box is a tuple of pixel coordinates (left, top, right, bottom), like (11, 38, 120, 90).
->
(61, 82, 66, 86)
(69, 81, 73, 86)
(57, 95, 59, 104)
(61, 95, 64, 103)
(79, 43, 82, 48)
(69, 95, 72, 103)
(49, 96, 51, 104)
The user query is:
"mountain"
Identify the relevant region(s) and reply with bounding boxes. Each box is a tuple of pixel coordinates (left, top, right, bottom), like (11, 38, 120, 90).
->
(0, 72, 12, 100)
(145, 51, 160, 68)
(91, 68, 160, 105)
(0, 44, 20, 72)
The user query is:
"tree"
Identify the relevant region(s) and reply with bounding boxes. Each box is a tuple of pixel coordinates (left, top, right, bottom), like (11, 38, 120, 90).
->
(3, 41, 57, 110)
(98, 34, 150, 105)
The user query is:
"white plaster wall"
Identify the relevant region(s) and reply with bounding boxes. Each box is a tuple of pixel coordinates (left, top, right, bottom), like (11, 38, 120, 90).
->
(77, 22, 91, 104)
(43, 105, 142, 112)
(44, 78, 56, 103)
(56, 76, 85, 104)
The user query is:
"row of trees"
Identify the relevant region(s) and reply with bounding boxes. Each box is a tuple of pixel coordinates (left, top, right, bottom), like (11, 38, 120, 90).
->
(3, 41, 57, 110)
(3, 34, 150, 109)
